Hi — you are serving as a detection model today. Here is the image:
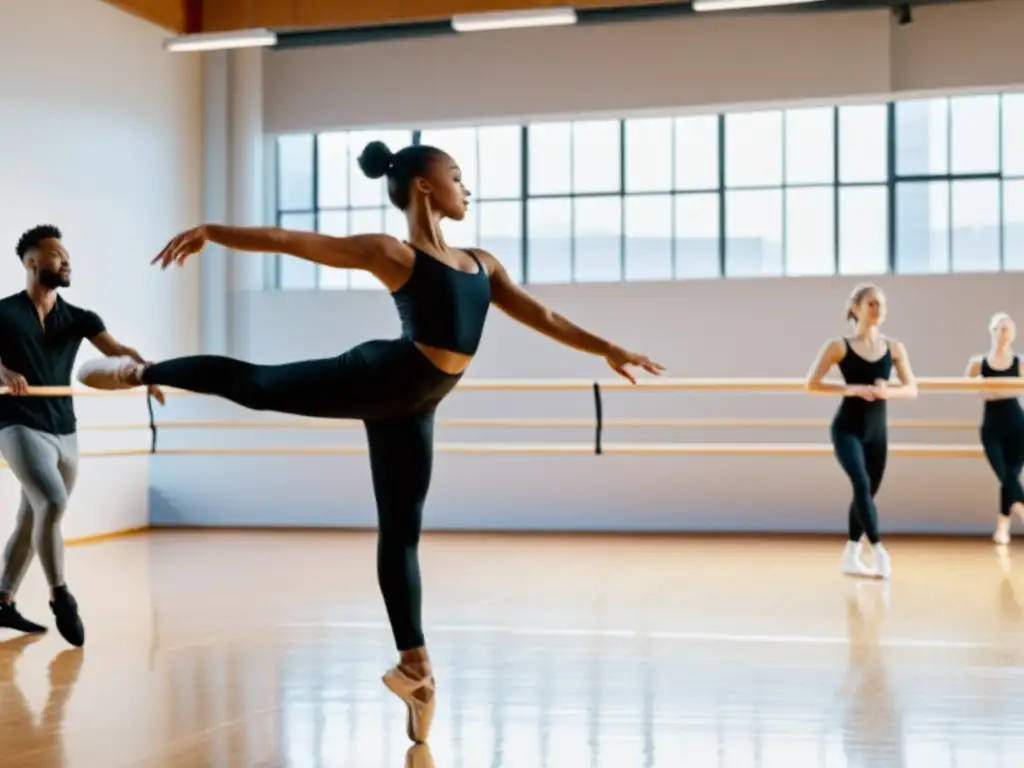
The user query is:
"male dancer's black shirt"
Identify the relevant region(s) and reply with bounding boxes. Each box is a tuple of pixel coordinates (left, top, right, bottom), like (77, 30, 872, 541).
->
(0, 291, 105, 435)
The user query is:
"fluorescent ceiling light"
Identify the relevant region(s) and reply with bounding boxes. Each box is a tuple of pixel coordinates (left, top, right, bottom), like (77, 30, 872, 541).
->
(164, 28, 277, 53)
(451, 7, 577, 32)
(693, 0, 825, 11)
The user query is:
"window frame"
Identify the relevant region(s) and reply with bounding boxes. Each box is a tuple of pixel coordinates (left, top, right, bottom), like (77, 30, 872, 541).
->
(270, 92, 1024, 288)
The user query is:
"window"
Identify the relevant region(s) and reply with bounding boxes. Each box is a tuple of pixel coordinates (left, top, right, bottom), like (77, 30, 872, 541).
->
(526, 198, 571, 283)
(1003, 95, 1024, 271)
(675, 116, 719, 191)
(838, 104, 887, 183)
(625, 118, 672, 193)
(839, 186, 888, 275)
(950, 95, 1000, 174)
(277, 135, 314, 212)
(896, 98, 949, 177)
(1005, 94, 1024, 177)
(528, 122, 571, 196)
(625, 195, 672, 281)
(725, 110, 783, 188)
(785, 108, 834, 185)
(952, 180, 1000, 272)
(273, 90, 1024, 289)
(1005, 180, 1024, 271)
(895, 181, 950, 274)
(572, 120, 621, 194)
(478, 126, 522, 199)
(574, 197, 622, 282)
(675, 194, 720, 279)
(316, 133, 348, 209)
(785, 187, 835, 276)
(725, 190, 783, 277)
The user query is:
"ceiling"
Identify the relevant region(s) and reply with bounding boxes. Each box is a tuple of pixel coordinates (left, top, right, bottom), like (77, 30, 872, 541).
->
(103, 0, 979, 39)
(105, 0, 681, 34)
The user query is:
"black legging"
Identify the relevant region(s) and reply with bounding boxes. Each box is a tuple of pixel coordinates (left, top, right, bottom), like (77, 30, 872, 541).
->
(981, 400, 1024, 518)
(142, 338, 461, 651)
(831, 423, 887, 544)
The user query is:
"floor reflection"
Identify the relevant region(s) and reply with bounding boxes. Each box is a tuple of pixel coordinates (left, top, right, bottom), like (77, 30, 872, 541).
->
(0, 634, 83, 767)
(4, 532, 1024, 767)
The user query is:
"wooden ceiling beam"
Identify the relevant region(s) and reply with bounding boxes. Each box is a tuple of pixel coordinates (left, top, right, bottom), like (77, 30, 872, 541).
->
(101, 0, 189, 33)
(202, 0, 680, 34)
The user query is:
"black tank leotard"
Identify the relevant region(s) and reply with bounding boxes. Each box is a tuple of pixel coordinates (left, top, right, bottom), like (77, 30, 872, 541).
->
(830, 339, 892, 544)
(980, 356, 1024, 518)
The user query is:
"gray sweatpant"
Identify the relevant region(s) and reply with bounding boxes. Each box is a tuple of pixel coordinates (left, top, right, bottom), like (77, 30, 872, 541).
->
(0, 426, 78, 595)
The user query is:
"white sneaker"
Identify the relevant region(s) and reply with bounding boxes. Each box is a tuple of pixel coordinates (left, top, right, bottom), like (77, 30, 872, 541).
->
(842, 541, 879, 578)
(872, 544, 892, 580)
(77, 356, 141, 390)
(383, 666, 436, 744)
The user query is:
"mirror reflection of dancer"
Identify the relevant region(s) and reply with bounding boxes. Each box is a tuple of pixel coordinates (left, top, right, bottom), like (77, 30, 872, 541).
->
(0, 226, 164, 647)
(805, 284, 918, 580)
(966, 313, 1024, 545)
(76, 140, 664, 743)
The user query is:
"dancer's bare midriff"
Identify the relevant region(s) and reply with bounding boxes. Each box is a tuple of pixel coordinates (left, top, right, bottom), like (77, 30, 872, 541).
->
(415, 342, 473, 376)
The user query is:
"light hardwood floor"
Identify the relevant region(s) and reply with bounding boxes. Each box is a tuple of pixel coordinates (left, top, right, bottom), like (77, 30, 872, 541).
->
(1, 530, 1023, 767)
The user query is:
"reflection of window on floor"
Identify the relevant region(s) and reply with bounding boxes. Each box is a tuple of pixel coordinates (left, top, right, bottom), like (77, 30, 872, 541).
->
(271, 92, 1024, 289)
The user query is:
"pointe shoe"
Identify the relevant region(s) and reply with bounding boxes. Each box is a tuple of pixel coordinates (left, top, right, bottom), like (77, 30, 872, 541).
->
(77, 356, 141, 390)
(383, 666, 436, 744)
(406, 744, 436, 768)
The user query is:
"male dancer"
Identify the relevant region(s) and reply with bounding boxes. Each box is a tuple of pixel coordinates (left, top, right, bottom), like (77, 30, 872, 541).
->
(0, 225, 163, 646)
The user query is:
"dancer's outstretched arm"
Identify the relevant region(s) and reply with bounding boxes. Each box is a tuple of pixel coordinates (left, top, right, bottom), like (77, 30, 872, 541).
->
(152, 225, 408, 287)
(88, 332, 166, 405)
(478, 250, 664, 384)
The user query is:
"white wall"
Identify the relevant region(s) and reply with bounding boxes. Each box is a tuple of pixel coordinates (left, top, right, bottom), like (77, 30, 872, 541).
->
(263, 0, 1024, 133)
(150, 273, 1024, 536)
(0, 0, 202, 539)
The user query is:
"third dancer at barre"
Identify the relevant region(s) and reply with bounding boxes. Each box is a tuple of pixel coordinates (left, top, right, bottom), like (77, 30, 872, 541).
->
(805, 283, 918, 580)
(965, 312, 1024, 545)
(75, 139, 665, 745)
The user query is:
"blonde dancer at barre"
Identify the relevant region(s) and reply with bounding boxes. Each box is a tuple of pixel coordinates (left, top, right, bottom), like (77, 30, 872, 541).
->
(805, 284, 918, 580)
(75, 140, 664, 744)
(0, 225, 165, 648)
(966, 313, 1024, 545)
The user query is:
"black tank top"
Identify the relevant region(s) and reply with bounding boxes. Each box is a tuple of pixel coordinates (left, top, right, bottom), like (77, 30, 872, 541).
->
(833, 338, 893, 434)
(391, 247, 491, 356)
(981, 356, 1024, 425)
(837, 338, 893, 385)
(981, 355, 1020, 379)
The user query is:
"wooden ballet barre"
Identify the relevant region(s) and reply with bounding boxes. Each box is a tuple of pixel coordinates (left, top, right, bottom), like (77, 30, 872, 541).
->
(6, 376, 1024, 397)
(0, 441, 987, 464)
(128, 417, 982, 431)
(456, 377, 1024, 392)
(149, 442, 986, 458)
